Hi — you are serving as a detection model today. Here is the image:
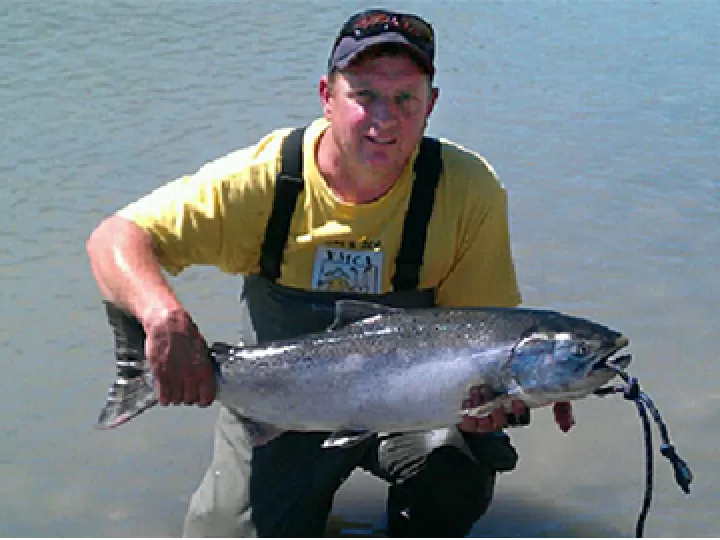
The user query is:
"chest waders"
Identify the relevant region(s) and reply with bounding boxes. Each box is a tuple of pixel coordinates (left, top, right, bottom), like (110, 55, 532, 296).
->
(184, 128, 519, 538)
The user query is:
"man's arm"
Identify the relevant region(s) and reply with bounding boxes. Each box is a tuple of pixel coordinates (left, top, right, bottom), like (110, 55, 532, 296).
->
(86, 215, 215, 406)
(87, 215, 180, 319)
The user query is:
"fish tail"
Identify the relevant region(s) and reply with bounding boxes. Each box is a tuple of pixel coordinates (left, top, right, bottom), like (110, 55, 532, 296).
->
(95, 369, 157, 429)
(95, 301, 157, 429)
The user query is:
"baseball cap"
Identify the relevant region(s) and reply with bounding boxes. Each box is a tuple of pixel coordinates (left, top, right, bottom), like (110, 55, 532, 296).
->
(328, 9, 435, 75)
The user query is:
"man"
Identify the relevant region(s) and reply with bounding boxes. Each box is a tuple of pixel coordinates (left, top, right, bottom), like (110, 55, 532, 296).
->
(87, 8, 574, 537)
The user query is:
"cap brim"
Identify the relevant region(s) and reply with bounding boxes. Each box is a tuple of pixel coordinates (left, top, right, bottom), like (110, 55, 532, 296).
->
(330, 33, 434, 75)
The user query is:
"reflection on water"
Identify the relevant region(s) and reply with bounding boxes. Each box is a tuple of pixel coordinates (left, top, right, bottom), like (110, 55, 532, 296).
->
(2, 0, 718, 537)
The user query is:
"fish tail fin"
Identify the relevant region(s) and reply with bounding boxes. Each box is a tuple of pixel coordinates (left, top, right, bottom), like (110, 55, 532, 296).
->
(95, 301, 157, 429)
(95, 369, 158, 429)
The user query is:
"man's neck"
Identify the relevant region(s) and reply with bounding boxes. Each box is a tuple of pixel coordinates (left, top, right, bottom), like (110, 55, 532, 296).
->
(316, 128, 403, 204)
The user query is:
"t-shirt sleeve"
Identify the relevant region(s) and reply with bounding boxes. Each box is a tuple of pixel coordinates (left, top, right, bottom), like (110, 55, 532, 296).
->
(435, 167, 522, 308)
(116, 145, 274, 276)
(117, 174, 226, 275)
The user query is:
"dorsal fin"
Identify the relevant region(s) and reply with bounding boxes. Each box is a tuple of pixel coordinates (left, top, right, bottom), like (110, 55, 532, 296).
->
(327, 300, 404, 331)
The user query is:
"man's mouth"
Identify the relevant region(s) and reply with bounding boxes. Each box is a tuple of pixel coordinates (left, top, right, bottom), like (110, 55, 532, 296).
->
(366, 135, 396, 145)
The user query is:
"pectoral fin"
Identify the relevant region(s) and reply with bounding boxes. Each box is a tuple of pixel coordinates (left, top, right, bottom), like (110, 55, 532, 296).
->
(239, 418, 284, 447)
(322, 430, 374, 448)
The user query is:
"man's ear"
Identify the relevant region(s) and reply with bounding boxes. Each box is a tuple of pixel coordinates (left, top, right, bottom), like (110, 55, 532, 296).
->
(319, 75, 333, 120)
(427, 86, 439, 117)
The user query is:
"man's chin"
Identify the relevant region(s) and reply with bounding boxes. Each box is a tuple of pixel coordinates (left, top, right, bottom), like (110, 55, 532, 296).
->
(362, 149, 401, 170)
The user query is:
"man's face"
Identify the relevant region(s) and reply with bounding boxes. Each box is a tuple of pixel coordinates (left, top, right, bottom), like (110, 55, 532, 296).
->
(320, 53, 438, 181)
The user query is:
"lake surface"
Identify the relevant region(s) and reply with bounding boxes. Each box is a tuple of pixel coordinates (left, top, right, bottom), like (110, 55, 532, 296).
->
(2, 0, 718, 536)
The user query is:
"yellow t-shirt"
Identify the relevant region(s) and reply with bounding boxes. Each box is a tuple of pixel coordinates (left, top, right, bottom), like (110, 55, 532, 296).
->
(117, 118, 522, 308)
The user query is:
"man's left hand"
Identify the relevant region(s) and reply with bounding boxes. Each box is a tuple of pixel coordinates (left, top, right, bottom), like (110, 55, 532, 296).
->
(458, 385, 576, 434)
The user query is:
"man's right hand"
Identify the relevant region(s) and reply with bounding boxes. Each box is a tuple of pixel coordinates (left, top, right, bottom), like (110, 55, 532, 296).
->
(143, 308, 216, 407)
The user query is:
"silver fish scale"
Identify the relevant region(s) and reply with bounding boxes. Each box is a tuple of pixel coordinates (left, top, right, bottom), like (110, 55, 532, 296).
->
(214, 317, 518, 432)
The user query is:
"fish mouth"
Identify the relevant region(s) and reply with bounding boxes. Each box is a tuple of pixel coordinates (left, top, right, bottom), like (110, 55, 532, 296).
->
(592, 335, 631, 372)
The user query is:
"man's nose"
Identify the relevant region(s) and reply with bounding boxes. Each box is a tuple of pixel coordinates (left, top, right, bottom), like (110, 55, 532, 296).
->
(371, 96, 398, 126)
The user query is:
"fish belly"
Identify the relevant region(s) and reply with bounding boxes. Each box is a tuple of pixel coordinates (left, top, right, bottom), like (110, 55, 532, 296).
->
(216, 348, 491, 433)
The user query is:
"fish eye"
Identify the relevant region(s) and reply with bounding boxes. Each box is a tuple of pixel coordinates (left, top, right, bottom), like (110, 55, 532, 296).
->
(575, 343, 590, 356)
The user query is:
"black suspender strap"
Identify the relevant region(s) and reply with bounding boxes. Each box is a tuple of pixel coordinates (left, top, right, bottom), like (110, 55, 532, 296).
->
(259, 129, 443, 289)
(391, 137, 443, 292)
(259, 127, 306, 281)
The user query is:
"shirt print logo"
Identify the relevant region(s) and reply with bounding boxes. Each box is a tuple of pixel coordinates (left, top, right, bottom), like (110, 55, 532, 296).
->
(311, 246, 384, 294)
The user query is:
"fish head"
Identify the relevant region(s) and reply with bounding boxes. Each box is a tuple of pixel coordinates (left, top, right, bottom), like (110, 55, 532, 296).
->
(508, 312, 631, 404)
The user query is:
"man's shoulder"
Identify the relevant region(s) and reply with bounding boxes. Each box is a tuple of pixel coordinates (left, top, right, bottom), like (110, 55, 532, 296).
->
(194, 119, 326, 183)
(193, 127, 291, 182)
(435, 137, 496, 174)
(434, 137, 505, 195)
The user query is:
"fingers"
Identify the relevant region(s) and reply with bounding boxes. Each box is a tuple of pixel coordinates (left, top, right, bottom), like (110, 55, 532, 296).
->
(182, 374, 198, 406)
(145, 309, 216, 408)
(459, 385, 508, 433)
(154, 361, 188, 406)
(458, 411, 480, 432)
(198, 375, 216, 408)
(155, 368, 172, 406)
(459, 410, 498, 433)
(511, 399, 527, 416)
(181, 334, 211, 406)
(459, 386, 574, 434)
(189, 356, 216, 408)
(490, 398, 508, 427)
(553, 401, 575, 433)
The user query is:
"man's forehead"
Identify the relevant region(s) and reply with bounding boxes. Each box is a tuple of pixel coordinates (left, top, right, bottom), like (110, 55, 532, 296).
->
(344, 51, 426, 74)
(340, 64, 429, 88)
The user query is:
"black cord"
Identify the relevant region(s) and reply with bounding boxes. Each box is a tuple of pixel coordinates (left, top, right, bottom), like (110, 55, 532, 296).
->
(637, 392, 693, 494)
(632, 395, 653, 538)
(593, 372, 692, 538)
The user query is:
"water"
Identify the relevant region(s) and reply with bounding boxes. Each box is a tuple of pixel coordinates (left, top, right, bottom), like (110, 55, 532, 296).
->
(2, 0, 718, 536)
